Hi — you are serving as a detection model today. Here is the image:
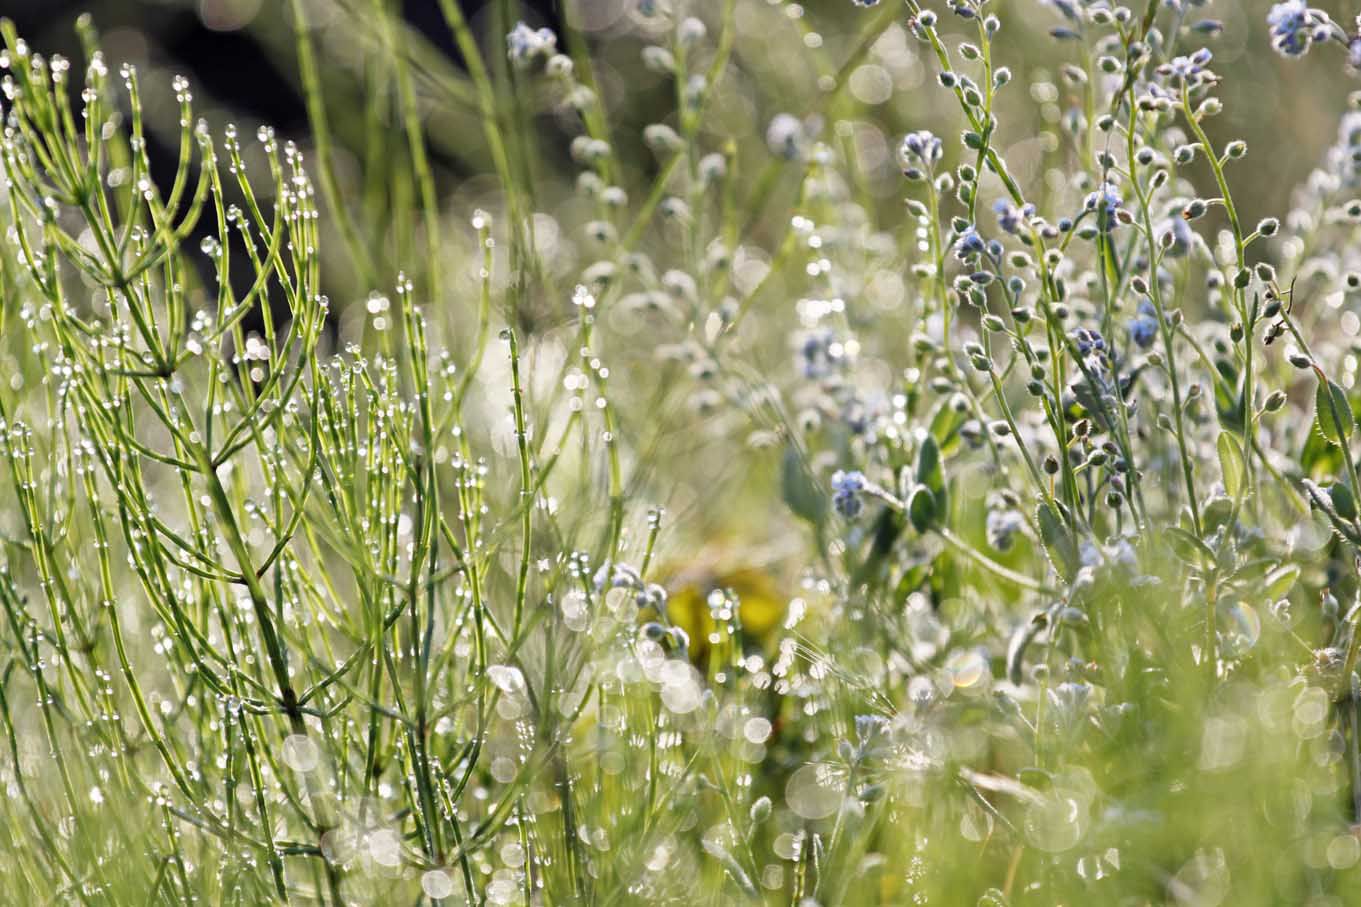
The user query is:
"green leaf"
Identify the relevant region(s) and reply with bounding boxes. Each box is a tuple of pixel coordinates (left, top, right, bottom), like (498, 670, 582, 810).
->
(1035, 501, 1077, 582)
(851, 507, 906, 588)
(780, 444, 825, 526)
(1264, 564, 1300, 600)
(1070, 379, 1109, 433)
(1301, 421, 1344, 478)
(1316, 378, 1354, 445)
(1202, 496, 1234, 534)
(916, 435, 944, 497)
(1332, 482, 1358, 522)
(892, 560, 934, 607)
(1214, 360, 1244, 434)
(928, 399, 967, 457)
(1217, 432, 1245, 499)
(1229, 557, 1274, 587)
(908, 486, 937, 533)
(1164, 526, 1213, 566)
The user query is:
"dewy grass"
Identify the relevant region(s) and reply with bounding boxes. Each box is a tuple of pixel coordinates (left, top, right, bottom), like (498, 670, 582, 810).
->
(6, 0, 1361, 903)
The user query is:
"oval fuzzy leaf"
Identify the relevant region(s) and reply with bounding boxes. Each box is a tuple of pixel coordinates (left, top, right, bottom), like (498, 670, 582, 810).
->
(1164, 526, 1212, 566)
(928, 399, 967, 457)
(893, 561, 933, 606)
(1202, 496, 1234, 534)
(1316, 378, 1354, 445)
(1301, 421, 1345, 478)
(780, 444, 825, 526)
(1214, 360, 1244, 434)
(908, 486, 937, 533)
(1035, 501, 1077, 582)
(916, 434, 944, 497)
(1264, 564, 1300, 600)
(1217, 432, 1245, 499)
(1333, 482, 1358, 522)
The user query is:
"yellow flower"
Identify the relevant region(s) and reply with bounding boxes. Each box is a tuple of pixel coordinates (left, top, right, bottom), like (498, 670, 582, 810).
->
(660, 563, 786, 659)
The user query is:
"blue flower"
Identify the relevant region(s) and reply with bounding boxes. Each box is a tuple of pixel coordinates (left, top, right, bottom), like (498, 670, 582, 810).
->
(1073, 327, 1108, 357)
(851, 0, 882, 5)
(593, 561, 642, 592)
(797, 329, 843, 379)
(506, 21, 557, 67)
(954, 225, 986, 261)
(900, 130, 943, 166)
(832, 470, 867, 519)
(1083, 181, 1122, 231)
(854, 714, 889, 744)
(1128, 299, 1159, 350)
(1164, 48, 1212, 80)
(1267, 1, 1315, 57)
(994, 199, 1035, 234)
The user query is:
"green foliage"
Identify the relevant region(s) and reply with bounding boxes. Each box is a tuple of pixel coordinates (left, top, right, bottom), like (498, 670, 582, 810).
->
(5, 1, 1361, 905)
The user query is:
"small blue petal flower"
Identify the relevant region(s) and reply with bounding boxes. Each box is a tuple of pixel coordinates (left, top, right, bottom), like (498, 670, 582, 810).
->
(1165, 48, 1212, 80)
(954, 225, 986, 261)
(832, 470, 866, 496)
(1128, 305, 1159, 349)
(1083, 182, 1123, 232)
(854, 714, 889, 744)
(993, 199, 1035, 234)
(1267, 1, 1315, 57)
(900, 130, 943, 166)
(831, 470, 867, 519)
(1073, 327, 1109, 358)
(796, 329, 843, 379)
(506, 21, 558, 67)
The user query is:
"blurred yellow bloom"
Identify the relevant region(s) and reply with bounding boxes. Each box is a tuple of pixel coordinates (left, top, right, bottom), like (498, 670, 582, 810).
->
(661, 562, 786, 658)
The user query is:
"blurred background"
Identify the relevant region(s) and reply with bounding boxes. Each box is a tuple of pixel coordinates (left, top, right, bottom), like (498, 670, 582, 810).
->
(7, 0, 1357, 230)
(7, 0, 1361, 603)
